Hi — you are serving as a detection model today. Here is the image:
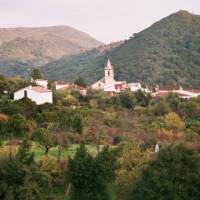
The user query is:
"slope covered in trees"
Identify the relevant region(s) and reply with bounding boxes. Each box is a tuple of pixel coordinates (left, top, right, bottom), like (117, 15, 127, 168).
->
(43, 11, 200, 87)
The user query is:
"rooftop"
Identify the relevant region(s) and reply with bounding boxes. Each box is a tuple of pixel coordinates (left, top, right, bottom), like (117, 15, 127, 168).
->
(26, 86, 51, 93)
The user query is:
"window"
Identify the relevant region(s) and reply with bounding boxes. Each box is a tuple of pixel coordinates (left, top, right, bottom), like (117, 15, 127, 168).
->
(24, 90, 27, 98)
(108, 71, 110, 76)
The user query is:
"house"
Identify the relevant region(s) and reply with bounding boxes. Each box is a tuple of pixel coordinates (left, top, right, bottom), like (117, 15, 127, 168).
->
(127, 82, 150, 93)
(56, 81, 88, 96)
(14, 86, 53, 105)
(104, 81, 127, 93)
(128, 82, 142, 92)
(55, 81, 70, 90)
(34, 79, 48, 89)
(152, 85, 200, 99)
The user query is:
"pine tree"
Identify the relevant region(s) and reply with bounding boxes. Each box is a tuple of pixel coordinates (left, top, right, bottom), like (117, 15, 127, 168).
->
(67, 144, 112, 200)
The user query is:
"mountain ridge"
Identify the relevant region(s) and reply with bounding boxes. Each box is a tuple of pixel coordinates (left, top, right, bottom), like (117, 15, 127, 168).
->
(0, 25, 103, 76)
(42, 10, 200, 87)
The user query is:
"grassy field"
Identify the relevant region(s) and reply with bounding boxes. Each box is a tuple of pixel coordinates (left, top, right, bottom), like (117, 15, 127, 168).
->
(0, 141, 99, 159)
(31, 143, 98, 160)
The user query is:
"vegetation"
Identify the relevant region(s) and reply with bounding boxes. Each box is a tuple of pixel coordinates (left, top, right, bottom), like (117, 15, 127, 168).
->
(0, 75, 200, 199)
(127, 145, 200, 200)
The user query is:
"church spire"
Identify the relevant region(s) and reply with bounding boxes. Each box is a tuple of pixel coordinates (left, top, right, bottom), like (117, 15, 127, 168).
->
(105, 59, 115, 84)
(106, 59, 113, 69)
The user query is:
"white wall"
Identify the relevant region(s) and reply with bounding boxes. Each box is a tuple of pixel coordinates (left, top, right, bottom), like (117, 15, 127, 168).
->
(128, 83, 142, 92)
(91, 80, 105, 90)
(56, 84, 69, 90)
(35, 80, 48, 88)
(14, 88, 53, 105)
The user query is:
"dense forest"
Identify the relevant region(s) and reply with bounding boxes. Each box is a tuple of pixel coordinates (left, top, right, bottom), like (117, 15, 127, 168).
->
(0, 74, 200, 199)
(43, 10, 200, 87)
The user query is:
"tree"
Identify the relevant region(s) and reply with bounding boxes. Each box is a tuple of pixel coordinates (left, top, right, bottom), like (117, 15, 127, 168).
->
(31, 68, 43, 80)
(0, 114, 9, 137)
(74, 77, 87, 88)
(67, 143, 111, 200)
(115, 144, 150, 198)
(127, 145, 200, 200)
(0, 140, 52, 200)
(119, 91, 136, 109)
(47, 80, 56, 90)
(166, 93, 181, 112)
(164, 112, 185, 133)
(134, 90, 150, 107)
(0, 75, 7, 95)
(6, 114, 27, 138)
(34, 128, 55, 156)
(95, 146, 118, 182)
(67, 143, 95, 200)
(60, 109, 84, 134)
(152, 99, 170, 116)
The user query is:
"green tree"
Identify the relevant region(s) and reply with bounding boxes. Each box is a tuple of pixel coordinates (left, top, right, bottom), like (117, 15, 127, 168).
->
(74, 77, 87, 88)
(6, 114, 27, 138)
(119, 91, 136, 109)
(34, 128, 55, 155)
(164, 112, 185, 133)
(134, 90, 150, 107)
(127, 145, 200, 200)
(115, 144, 150, 198)
(67, 143, 111, 200)
(60, 109, 84, 134)
(152, 99, 170, 116)
(31, 68, 43, 80)
(0, 140, 52, 200)
(67, 143, 95, 200)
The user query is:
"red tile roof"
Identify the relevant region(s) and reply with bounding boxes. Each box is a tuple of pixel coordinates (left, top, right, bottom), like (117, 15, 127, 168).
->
(157, 85, 181, 91)
(26, 86, 51, 93)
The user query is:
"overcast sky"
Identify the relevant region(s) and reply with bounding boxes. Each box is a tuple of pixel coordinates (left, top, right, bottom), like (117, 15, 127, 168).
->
(0, 0, 199, 43)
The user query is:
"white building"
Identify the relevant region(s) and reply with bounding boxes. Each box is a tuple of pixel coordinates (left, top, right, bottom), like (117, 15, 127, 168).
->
(14, 86, 53, 105)
(152, 85, 200, 99)
(91, 59, 116, 90)
(128, 82, 142, 92)
(104, 81, 127, 93)
(55, 81, 70, 90)
(34, 79, 48, 89)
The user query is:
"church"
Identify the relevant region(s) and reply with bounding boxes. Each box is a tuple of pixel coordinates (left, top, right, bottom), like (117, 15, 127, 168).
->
(91, 59, 127, 93)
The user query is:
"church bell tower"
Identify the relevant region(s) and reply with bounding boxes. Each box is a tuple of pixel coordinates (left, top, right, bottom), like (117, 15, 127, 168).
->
(105, 59, 115, 84)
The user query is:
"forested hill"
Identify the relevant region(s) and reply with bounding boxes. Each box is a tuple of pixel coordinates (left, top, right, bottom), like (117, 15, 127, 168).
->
(0, 26, 102, 77)
(43, 11, 200, 87)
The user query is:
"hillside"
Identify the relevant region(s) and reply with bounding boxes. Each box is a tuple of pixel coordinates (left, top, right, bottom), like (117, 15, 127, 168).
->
(42, 11, 200, 87)
(42, 41, 123, 82)
(0, 26, 102, 76)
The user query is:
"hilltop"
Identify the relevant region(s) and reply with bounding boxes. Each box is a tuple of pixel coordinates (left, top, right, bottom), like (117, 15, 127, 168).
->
(43, 11, 200, 87)
(0, 26, 102, 76)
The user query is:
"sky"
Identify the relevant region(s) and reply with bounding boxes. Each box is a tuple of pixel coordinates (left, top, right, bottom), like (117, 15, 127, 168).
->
(0, 0, 200, 43)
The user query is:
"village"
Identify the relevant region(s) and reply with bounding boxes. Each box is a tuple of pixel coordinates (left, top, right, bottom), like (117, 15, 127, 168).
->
(14, 59, 200, 105)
